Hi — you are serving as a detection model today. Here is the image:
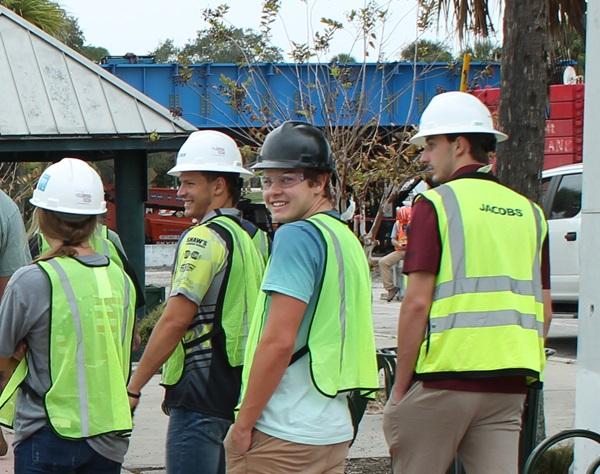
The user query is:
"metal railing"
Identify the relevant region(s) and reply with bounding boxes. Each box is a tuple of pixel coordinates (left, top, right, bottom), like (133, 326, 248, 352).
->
(523, 429, 600, 474)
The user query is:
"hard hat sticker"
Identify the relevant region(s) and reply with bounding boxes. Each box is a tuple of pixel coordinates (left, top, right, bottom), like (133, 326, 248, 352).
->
(38, 174, 50, 191)
(75, 192, 92, 204)
(212, 146, 225, 156)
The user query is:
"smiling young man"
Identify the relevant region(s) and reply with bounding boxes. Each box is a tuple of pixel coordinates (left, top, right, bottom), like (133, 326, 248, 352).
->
(224, 121, 378, 474)
(382, 92, 552, 473)
(127, 131, 265, 474)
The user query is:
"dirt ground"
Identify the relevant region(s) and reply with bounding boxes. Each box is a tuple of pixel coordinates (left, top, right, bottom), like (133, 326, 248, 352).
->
(345, 457, 391, 473)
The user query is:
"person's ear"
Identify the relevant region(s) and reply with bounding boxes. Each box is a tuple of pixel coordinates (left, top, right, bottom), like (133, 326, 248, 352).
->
(212, 176, 226, 197)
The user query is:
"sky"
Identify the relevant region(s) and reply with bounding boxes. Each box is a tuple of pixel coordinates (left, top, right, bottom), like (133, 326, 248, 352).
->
(60, 0, 502, 61)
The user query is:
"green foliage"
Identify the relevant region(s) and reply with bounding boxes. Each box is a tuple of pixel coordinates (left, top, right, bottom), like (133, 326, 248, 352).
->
(150, 4, 283, 65)
(138, 302, 165, 347)
(532, 443, 573, 474)
(80, 45, 110, 63)
(1, 0, 67, 37)
(400, 39, 453, 62)
(330, 53, 357, 64)
(553, 27, 585, 75)
(148, 152, 177, 187)
(151, 38, 178, 63)
(0, 162, 45, 218)
(458, 39, 502, 61)
(151, 27, 284, 64)
(1, 0, 110, 62)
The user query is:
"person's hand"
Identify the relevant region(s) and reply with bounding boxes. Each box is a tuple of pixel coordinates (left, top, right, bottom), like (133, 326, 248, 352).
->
(230, 422, 253, 455)
(0, 370, 8, 390)
(132, 330, 142, 352)
(127, 389, 141, 414)
(0, 341, 28, 389)
(390, 381, 410, 405)
(12, 340, 27, 361)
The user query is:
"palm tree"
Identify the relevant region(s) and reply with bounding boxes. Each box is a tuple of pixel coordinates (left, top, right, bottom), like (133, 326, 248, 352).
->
(1, 0, 69, 40)
(426, 0, 585, 201)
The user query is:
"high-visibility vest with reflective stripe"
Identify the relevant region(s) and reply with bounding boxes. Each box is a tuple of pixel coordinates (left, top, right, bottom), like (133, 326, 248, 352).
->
(252, 228, 270, 265)
(414, 177, 547, 381)
(0, 257, 135, 437)
(241, 213, 379, 400)
(0, 360, 27, 428)
(239, 218, 271, 265)
(162, 215, 265, 386)
(39, 225, 125, 270)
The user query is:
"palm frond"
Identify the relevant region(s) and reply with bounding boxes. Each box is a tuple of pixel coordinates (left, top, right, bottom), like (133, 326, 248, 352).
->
(1, 0, 69, 40)
(549, 0, 585, 35)
(425, 0, 585, 40)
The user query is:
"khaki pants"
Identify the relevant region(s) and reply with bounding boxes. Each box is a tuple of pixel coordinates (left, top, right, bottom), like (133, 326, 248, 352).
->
(224, 429, 350, 474)
(383, 382, 526, 474)
(378, 250, 404, 292)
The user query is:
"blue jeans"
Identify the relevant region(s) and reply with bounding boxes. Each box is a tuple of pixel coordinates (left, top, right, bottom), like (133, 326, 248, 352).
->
(14, 426, 121, 474)
(166, 408, 232, 474)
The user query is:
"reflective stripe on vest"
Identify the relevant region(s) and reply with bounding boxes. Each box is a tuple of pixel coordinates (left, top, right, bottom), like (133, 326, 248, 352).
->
(161, 215, 264, 387)
(252, 229, 270, 265)
(414, 178, 547, 379)
(37, 257, 135, 438)
(240, 213, 379, 402)
(0, 359, 27, 428)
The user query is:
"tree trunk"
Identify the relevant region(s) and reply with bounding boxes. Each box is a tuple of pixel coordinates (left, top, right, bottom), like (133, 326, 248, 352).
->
(496, 0, 550, 203)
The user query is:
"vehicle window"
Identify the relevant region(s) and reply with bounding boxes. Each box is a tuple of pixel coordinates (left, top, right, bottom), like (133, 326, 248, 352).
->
(541, 177, 552, 200)
(549, 173, 582, 220)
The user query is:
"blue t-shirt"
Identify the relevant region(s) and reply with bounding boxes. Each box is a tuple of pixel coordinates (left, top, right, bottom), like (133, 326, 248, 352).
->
(255, 212, 353, 445)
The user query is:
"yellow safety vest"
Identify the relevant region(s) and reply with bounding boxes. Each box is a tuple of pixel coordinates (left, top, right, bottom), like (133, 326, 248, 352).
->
(162, 215, 265, 386)
(414, 177, 547, 382)
(241, 213, 379, 400)
(251, 228, 270, 266)
(0, 257, 135, 438)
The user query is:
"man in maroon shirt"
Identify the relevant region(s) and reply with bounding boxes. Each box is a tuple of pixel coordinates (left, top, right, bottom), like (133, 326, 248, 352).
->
(382, 92, 552, 474)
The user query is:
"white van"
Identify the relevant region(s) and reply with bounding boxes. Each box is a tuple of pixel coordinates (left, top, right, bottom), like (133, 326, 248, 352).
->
(541, 163, 582, 311)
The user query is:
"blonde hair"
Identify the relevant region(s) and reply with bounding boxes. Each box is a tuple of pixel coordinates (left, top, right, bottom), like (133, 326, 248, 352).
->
(31, 208, 98, 262)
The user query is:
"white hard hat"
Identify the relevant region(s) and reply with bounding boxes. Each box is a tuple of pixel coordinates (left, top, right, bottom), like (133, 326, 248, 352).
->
(410, 91, 508, 146)
(168, 130, 253, 177)
(30, 158, 106, 215)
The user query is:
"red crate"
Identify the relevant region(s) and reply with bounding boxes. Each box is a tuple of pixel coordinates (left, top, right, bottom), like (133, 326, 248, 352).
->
(543, 153, 582, 170)
(549, 84, 585, 102)
(549, 101, 584, 120)
(471, 87, 500, 107)
(545, 137, 575, 154)
(545, 119, 575, 137)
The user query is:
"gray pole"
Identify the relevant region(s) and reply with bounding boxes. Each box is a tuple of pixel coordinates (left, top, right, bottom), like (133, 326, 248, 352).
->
(114, 151, 147, 292)
(574, 1, 600, 470)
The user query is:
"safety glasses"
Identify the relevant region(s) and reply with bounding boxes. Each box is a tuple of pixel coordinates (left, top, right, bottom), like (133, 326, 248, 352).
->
(260, 172, 306, 190)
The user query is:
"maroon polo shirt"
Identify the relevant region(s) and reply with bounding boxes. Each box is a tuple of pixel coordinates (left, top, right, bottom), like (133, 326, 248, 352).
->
(404, 164, 550, 394)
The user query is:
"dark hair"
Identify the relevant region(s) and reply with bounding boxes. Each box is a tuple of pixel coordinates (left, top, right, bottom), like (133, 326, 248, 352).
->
(203, 172, 243, 205)
(445, 133, 497, 164)
(32, 208, 98, 262)
(302, 168, 334, 203)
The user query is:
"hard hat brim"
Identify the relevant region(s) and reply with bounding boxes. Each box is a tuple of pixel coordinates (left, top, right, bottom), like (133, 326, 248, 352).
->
(410, 127, 508, 147)
(168, 163, 253, 177)
(251, 160, 333, 171)
(250, 160, 299, 170)
(30, 197, 107, 215)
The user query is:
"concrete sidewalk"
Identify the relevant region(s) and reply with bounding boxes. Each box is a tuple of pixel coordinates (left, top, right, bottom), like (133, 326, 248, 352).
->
(0, 279, 577, 473)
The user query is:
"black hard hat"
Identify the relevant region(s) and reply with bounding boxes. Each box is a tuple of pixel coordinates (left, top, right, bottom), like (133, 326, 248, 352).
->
(252, 121, 334, 171)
